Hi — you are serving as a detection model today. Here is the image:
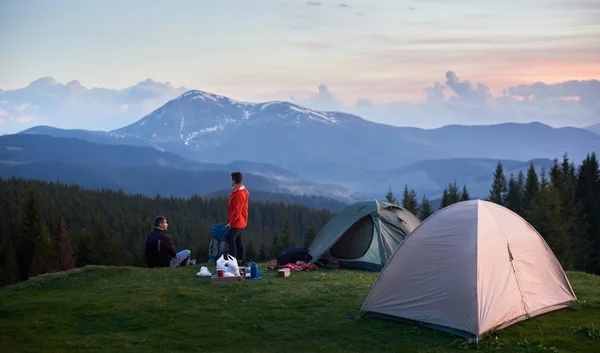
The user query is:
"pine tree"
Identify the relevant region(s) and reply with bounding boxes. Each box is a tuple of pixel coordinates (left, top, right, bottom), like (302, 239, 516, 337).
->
(525, 171, 573, 269)
(575, 153, 600, 274)
(418, 196, 433, 220)
(16, 189, 43, 280)
(440, 189, 449, 209)
(0, 232, 20, 286)
(0, 250, 20, 287)
(29, 224, 57, 277)
(280, 218, 295, 251)
(269, 233, 281, 259)
(539, 167, 549, 189)
(460, 184, 470, 201)
(523, 162, 539, 212)
(446, 181, 460, 205)
(93, 215, 120, 265)
(550, 158, 563, 189)
(303, 226, 317, 248)
(402, 185, 419, 215)
(258, 243, 268, 262)
(245, 238, 257, 262)
(558, 153, 586, 272)
(76, 228, 95, 267)
(505, 173, 524, 215)
(487, 161, 507, 205)
(385, 187, 397, 205)
(516, 170, 525, 215)
(54, 218, 76, 271)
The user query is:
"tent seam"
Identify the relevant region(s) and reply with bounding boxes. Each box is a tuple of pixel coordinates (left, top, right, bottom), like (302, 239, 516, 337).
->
(482, 202, 529, 320)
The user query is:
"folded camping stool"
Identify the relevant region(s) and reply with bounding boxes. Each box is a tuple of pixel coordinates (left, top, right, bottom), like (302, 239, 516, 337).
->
(208, 224, 229, 266)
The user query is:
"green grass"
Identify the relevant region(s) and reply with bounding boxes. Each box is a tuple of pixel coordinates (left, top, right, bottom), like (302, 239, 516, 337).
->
(1, 265, 598, 353)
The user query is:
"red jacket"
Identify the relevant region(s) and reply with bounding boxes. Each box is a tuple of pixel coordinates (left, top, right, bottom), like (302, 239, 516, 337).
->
(228, 184, 249, 229)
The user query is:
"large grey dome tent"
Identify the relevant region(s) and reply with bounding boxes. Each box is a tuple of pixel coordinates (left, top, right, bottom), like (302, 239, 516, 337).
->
(308, 200, 421, 271)
(361, 199, 577, 340)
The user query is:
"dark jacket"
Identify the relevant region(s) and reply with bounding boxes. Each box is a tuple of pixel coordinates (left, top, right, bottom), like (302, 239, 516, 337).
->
(144, 227, 177, 267)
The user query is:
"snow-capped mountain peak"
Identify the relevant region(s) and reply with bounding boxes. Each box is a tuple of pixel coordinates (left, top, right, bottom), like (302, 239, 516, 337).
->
(112, 89, 350, 145)
(176, 89, 256, 108)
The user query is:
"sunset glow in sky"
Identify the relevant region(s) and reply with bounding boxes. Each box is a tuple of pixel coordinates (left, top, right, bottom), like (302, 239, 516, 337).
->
(0, 0, 598, 132)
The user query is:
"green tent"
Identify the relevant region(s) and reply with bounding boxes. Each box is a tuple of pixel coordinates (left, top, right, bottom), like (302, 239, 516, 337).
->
(308, 200, 421, 271)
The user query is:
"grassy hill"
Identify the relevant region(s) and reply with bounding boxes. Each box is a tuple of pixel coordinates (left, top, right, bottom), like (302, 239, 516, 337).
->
(1, 265, 598, 353)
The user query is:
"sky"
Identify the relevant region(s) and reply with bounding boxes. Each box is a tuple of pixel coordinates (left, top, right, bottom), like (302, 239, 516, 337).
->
(0, 0, 599, 133)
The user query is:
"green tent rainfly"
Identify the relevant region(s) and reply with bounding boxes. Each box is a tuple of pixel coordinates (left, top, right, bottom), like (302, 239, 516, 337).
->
(308, 200, 421, 271)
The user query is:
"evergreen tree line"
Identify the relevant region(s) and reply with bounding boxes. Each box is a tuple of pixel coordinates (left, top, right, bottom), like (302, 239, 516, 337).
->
(485, 153, 600, 274)
(0, 178, 332, 287)
(386, 152, 600, 275)
(385, 181, 470, 221)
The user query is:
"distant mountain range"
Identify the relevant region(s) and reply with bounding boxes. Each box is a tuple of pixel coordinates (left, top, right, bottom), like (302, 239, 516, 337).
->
(9, 89, 600, 205)
(21, 90, 600, 180)
(587, 123, 600, 136)
(0, 134, 355, 204)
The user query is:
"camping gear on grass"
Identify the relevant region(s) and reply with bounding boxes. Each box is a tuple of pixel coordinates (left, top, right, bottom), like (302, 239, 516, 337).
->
(361, 200, 577, 341)
(268, 263, 318, 272)
(276, 247, 312, 266)
(246, 262, 262, 280)
(208, 224, 229, 265)
(216, 254, 240, 277)
(308, 200, 420, 271)
(196, 266, 212, 277)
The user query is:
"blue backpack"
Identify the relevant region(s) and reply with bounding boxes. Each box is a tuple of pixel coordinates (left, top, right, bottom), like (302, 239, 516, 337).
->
(210, 224, 229, 240)
(208, 224, 230, 265)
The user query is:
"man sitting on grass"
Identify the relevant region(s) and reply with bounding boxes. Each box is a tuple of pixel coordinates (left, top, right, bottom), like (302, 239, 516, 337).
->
(144, 216, 195, 267)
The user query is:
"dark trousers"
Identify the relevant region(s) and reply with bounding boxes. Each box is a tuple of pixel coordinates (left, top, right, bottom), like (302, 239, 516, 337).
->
(226, 228, 245, 263)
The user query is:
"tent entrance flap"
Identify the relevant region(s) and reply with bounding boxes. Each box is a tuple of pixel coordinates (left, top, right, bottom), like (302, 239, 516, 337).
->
(330, 216, 374, 259)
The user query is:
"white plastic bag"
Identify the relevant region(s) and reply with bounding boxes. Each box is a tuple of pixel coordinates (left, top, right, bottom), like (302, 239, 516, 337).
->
(223, 254, 240, 277)
(196, 266, 212, 277)
(216, 254, 227, 273)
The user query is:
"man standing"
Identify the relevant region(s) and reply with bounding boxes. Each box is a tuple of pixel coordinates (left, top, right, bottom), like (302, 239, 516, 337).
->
(144, 216, 193, 268)
(226, 172, 250, 265)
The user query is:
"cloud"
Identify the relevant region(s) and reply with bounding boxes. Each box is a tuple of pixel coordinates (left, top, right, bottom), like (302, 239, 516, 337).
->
(15, 103, 29, 112)
(306, 1, 321, 6)
(445, 71, 492, 104)
(290, 84, 348, 112)
(288, 41, 337, 51)
(16, 116, 34, 123)
(558, 0, 600, 11)
(286, 71, 599, 128)
(338, 3, 352, 9)
(506, 80, 600, 108)
(1, 72, 598, 135)
(0, 77, 188, 134)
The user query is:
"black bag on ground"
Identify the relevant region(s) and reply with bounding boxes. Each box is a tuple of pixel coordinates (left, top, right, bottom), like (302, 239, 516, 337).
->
(276, 247, 313, 266)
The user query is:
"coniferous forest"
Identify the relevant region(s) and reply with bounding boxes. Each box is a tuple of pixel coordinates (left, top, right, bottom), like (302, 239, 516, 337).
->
(0, 179, 331, 287)
(1, 152, 599, 287)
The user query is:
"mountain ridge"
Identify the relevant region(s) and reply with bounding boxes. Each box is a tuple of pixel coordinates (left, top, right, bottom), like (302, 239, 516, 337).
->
(0, 134, 356, 202)
(16, 88, 600, 195)
(587, 123, 600, 136)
